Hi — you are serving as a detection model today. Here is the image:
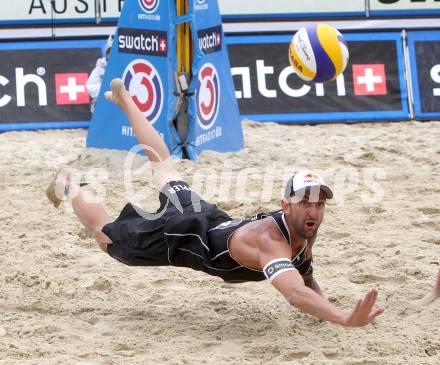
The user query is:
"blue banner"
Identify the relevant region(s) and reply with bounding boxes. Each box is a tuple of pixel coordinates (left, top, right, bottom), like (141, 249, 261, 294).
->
(87, 0, 244, 159)
(407, 31, 440, 119)
(185, 0, 244, 159)
(86, 0, 182, 156)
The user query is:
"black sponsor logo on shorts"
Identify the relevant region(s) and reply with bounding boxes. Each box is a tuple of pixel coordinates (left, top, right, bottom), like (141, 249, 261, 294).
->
(118, 28, 167, 57)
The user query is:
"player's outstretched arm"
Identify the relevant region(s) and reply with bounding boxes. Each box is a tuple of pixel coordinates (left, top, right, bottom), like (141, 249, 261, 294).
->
(258, 233, 384, 327)
(270, 269, 384, 327)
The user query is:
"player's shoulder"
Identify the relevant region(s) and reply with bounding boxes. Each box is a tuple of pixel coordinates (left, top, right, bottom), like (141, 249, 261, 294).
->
(254, 217, 289, 252)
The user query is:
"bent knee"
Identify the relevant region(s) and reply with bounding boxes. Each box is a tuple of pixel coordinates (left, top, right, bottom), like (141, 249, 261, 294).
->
(151, 160, 182, 190)
(92, 227, 112, 252)
(97, 240, 109, 252)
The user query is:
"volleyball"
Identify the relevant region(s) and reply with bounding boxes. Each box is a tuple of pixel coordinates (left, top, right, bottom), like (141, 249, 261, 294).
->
(288, 23, 349, 83)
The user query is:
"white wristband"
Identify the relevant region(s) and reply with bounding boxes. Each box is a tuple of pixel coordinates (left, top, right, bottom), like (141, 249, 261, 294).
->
(263, 258, 297, 283)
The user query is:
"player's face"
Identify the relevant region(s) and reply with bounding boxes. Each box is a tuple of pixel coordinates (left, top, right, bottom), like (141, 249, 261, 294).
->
(285, 190, 326, 239)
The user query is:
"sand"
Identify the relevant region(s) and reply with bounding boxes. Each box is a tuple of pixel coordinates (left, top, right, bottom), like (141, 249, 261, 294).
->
(1, 120, 440, 364)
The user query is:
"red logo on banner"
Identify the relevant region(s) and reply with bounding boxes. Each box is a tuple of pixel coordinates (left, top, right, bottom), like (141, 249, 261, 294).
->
(159, 38, 167, 52)
(352, 64, 387, 96)
(55, 73, 90, 105)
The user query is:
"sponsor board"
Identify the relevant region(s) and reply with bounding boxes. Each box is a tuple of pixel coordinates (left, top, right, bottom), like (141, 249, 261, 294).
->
(0, 40, 102, 131)
(86, 0, 176, 154)
(218, 0, 365, 19)
(370, 0, 440, 16)
(0, 0, 111, 25)
(407, 31, 440, 119)
(0, 0, 366, 25)
(118, 28, 167, 56)
(4, 1, 440, 25)
(197, 26, 223, 55)
(226, 33, 408, 123)
(185, 0, 243, 158)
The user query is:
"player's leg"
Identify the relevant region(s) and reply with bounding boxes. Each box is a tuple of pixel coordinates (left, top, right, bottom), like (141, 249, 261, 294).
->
(420, 270, 440, 305)
(105, 78, 182, 189)
(46, 168, 112, 251)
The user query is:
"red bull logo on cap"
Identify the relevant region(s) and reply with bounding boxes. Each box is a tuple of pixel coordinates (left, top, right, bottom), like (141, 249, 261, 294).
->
(122, 59, 163, 124)
(138, 0, 160, 14)
(304, 172, 321, 184)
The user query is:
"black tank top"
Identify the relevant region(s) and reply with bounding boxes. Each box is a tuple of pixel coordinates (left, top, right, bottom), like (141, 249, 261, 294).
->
(204, 210, 313, 282)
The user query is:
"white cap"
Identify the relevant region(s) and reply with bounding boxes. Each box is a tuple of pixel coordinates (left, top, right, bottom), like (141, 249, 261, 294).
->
(284, 171, 333, 200)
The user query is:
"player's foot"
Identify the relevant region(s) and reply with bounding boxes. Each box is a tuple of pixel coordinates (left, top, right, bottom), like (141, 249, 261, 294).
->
(104, 78, 130, 109)
(419, 290, 440, 305)
(46, 167, 73, 208)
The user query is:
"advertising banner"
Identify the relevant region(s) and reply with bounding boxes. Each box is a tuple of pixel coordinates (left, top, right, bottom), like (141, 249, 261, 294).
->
(407, 31, 440, 119)
(0, 0, 125, 25)
(86, 0, 181, 155)
(219, 0, 365, 20)
(226, 33, 409, 123)
(0, 40, 102, 131)
(369, 0, 440, 16)
(87, 0, 244, 159)
(185, 0, 244, 159)
(0, 0, 98, 25)
(0, 0, 367, 26)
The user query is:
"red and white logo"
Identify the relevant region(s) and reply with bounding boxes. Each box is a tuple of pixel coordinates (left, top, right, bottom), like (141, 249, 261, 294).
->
(138, 0, 160, 13)
(55, 73, 89, 105)
(352, 64, 387, 96)
(196, 63, 220, 130)
(122, 59, 163, 124)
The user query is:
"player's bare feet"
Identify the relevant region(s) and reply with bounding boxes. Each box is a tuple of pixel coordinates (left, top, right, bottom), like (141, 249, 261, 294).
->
(418, 272, 440, 305)
(104, 78, 130, 110)
(419, 291, 440, 305)
(46, 167, 73, 208)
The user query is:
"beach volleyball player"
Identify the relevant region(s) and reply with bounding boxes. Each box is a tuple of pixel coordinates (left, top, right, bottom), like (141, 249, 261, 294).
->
(47, 78, 384, 327)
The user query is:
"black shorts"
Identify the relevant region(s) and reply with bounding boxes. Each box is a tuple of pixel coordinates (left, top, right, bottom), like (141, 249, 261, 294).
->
(103, 181, 231, 267)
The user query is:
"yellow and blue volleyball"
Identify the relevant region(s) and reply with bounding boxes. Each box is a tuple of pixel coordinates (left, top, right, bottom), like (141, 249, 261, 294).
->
(289, 23, 349, 83)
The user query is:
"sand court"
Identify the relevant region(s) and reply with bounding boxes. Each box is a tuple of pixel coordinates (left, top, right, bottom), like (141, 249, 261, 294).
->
(1, 120, 440, 364)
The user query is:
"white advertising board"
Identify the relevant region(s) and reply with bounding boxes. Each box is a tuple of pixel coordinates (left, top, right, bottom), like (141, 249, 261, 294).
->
(0, 0, 123, 25)
(0, 0, 365, 25)
(369, 0, 440, 16)
(218, 0, 366, 19)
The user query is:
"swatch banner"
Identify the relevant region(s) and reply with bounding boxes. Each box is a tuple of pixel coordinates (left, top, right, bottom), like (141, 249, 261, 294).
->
(185, 0, 244, 159)
(407, 31, 440, 119)
(226, 33, 408, 123)
(87, 0, 244, 159)
(369, 0, 440, 16)
(0, 40, 102, 131)
(86, 0, 182, 156)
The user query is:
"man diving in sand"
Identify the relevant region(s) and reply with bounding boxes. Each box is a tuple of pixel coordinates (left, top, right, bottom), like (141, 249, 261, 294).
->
(47, 78, 384, 327)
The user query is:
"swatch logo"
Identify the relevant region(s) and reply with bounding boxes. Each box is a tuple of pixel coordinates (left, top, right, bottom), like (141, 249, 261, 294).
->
(198, 26, 222, 55)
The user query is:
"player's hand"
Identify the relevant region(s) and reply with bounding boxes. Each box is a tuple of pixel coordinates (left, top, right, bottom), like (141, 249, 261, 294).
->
(342, 288, 384, 327)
